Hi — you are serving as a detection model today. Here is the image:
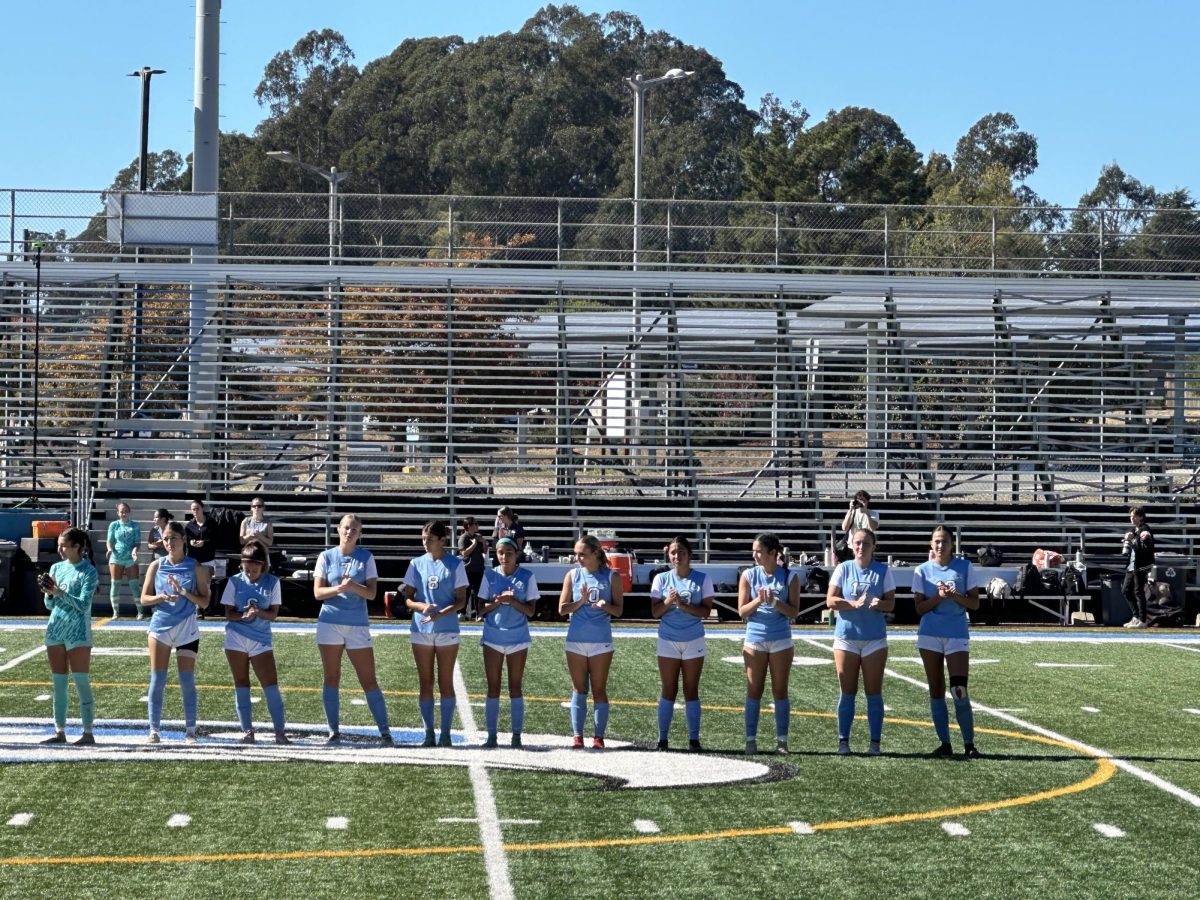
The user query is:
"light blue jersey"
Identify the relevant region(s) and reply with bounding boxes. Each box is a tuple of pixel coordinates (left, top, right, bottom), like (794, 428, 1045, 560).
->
(566, 566, 617, 643)
(912, 558, 974, 639)
(107, 519, 140, 564)
(404, 553, 469, 635)
(316, 546, 378, 627)
(221, 571, 282, 645)
(831, 560, 893, 641)
(651, 568, 714, 642)
(150, 555, 200, 633)
(742, 565, 803, 643)
(479, 565, 540, 646)
(44, 558, 98, 648)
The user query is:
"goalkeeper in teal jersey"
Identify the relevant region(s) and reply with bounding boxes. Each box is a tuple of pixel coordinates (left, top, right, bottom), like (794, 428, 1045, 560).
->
(41, 527, 100, 745)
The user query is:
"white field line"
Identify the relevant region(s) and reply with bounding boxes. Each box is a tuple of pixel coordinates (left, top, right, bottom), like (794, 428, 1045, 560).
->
(452, 661, 513, 900)
(942, 822, 971, 837)
(1093, 823, 1125, 838)
(6, 813, 33, 827)
(166, 814, 191, 828)
(325, 816, 349, 830)
(788, 821, 813, 835)
(0, 645, 46, 672)
(633, 819, 660, 834)
(1165, 643, 1200, 654)
(800, 637, 1200, 812)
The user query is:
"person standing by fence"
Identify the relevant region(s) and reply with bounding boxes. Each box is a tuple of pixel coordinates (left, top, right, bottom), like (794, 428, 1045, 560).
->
(1121, 506, 1155, 629)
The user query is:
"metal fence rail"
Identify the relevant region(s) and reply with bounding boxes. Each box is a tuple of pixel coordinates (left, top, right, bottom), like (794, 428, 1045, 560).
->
(6, 188, 1200, 277)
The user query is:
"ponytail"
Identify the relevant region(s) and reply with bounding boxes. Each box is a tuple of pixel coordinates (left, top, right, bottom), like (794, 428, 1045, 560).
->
(62, 527, 94, 562)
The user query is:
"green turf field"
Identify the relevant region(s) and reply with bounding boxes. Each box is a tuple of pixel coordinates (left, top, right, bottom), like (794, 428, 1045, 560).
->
(1, 620, 1198, 899)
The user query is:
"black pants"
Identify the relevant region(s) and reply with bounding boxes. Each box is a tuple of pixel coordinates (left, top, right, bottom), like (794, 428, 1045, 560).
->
(1123, 570, 1148, 620)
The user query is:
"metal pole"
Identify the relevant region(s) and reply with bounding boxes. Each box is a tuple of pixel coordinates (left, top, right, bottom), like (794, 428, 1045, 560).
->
(328, 168, 337, 266)
(630, 78, 645, 450)
(30, 244, 42, 504)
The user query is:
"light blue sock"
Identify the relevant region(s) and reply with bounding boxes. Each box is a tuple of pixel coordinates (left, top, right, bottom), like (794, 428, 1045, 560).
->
(148, 670, 167, 731)
(234, 686, 253, 731)
(685, 700, 701, 741)
(178, 671, 197, 729)
(773, 697, 791, 740)
(263, 684, 286, 733)
(51, 673, 69, 729)
(72, 673, 94, 729)
(930, 697, 951, 744)
(365, 688, 390, 734)
(419, 698, 435, 733)
(485, 698, 500, 736)
(837, 692, 856, 740)
(439, 696, 456, 737)
(953, 693, 975, 745)
(511, 697, 525, 736)
(593, 701, 610, 738)
(323, 686, 340, 733)
(657, 697, 674, 742)
(744, 696, 761, 739)
(570, 691, 587, 737)
(866, 693, 884, 743)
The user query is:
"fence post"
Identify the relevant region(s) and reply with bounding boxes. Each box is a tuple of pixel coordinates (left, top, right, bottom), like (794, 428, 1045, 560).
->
(882, 209, 889, 272)
(1098, 214, 1104, 272)
(556, 198, 563, 265)
(447, 198, 454, 262)
(774, 205, 781, 269)
(226, 200, 235, 256)
(7, 190, 14, 261)
(991, 209, 997, 272)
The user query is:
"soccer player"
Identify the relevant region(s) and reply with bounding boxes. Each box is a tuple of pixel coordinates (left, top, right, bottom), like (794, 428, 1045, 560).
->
(314, 514, 392, 746)
(737, 532, 804, 755)
(826, 528, 895, 756)
(649, 536, 714, 752)
(221, 542, 288, 744)
(105, 502, 140, 618)
(40, 527, 99, 745)
(559, 534, 624, 749)
(403, 520, 469, 747)
(140, 520, 211, 744)
(912, 524, 981, 758)
(477, 537, 539, 748)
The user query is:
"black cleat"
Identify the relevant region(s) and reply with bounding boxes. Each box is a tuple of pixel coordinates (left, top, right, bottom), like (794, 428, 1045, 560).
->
(656, 739, 669, 751)
(963, 743, 982, 759)
(930, 742, 954, 758)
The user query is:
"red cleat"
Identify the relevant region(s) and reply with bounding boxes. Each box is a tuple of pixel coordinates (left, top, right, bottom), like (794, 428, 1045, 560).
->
(572, 735, 584, 749)
(592, 737, 605, 750)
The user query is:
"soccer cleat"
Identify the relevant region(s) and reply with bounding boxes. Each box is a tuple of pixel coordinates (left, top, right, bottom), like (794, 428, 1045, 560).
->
(963, 744, 982, 759)
(572, 735, 585, 749)
(482, 734, 499, 749)
(510, 734, 523, 749)
(325, 732, 342, 746)
(688, 739, 703, 753)
(240, 731, 256, 745)
(1122, 617, 1139, 628)
(135, 613, 145, 621)
(73, 733, 96, 746)
(421, 732, 436, 748)
(775, 740, 789, 756)
(1129, 618, 1147, 629)
(184, 731, 199, 745)
(930, 742, 954, 757)
(744, 738, 758, 756)
(656, 739, 669, 751)
(146, 731, 161, 745)
(592, 737, 605, 749)
(40, 732, 67, 745)
(868, 740, 881, 757)
(379, 732, 395, 748)
(837, 739, 851, 756)
(438, 733, 453, 748)
(274, 732, 291, 746)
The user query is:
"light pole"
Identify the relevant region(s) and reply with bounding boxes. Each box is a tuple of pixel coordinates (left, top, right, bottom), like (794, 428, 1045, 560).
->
(266, 151, 350, 264)
(267, 151, 352, 491)
(623, 67, 693, 449)
(126, 67, 164, 418)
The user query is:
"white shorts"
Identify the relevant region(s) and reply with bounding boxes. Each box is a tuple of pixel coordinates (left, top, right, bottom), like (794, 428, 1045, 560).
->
(224, 630, 273, 658)
(565, 641, 614, 658)
(411, 632, 461, 648)
(482, 640, 531, 656)
(833, 637, 888, 658)
(316, 621, 373, 650)
(916, 634, 970, 656)
(148, 617, 201, 651)
(657, 636, 708, 660)
(743, 638, 794, 655)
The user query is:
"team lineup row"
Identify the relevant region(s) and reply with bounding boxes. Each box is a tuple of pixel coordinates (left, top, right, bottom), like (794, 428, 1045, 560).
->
(36, 517, 980, 757)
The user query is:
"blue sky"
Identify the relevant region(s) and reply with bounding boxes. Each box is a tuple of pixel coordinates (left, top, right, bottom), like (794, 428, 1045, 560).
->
(3, 0, 1194, 207)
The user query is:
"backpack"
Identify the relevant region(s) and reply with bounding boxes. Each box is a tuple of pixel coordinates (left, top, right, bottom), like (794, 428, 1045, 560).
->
(1014, 562, 1043, 595)
(977, 544, 1004, 567)
(1063, 566, 1086, 595)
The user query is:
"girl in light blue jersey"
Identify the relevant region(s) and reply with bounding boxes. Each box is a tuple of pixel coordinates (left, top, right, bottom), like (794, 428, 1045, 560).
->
(737, 532, 804, 756)
(403, 520, 469, 748)
(650, 536, 714, 752)
(559, 534, 624, 749)
(827, 528, 895, 756)
(222, 542, 288, 745)
(314, 514, 392, 746)
(139, 520, 211, 744)
(477, 537, 539, 748)
(40, 527, 99, 745)
(105, 502, 141, 618)
(912, 525, 981, 759)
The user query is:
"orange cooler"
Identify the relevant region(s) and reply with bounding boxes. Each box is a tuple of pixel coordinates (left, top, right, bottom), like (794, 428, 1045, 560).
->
(605, 551, 635, 593)
(32, 520, 70, 540)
